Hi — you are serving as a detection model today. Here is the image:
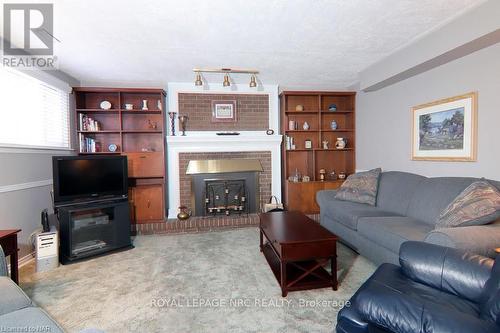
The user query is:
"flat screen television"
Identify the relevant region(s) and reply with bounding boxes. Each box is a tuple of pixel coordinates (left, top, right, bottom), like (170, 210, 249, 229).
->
(52, 155, 128, 206)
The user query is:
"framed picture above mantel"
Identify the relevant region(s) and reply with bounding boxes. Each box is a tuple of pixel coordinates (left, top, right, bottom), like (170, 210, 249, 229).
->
(411, 92, 477, 162)
(212, 100, 237, 122)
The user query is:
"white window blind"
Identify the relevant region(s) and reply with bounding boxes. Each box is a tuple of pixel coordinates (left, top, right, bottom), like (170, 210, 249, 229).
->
(0, 67, 71, 149)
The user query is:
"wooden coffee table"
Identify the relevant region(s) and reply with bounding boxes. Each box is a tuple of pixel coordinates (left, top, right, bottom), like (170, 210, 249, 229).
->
(259, 211, 338, 297)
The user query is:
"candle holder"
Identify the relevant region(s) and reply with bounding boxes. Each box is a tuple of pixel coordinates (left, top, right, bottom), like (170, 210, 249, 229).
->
(168, 112, 176, 136)
(178, 115, 189, 136)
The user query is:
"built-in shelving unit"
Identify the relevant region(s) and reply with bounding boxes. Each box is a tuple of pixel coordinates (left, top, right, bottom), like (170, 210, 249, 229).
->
(280, 91, 356, 213)
(73, 87, 167, 225)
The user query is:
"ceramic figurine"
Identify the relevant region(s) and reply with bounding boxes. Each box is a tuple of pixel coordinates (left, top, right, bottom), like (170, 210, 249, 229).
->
(157, 100, 162, 110)
(142, 100, 148, 110)
(319, 169, 326, 181)
(322, 140, 329, 149)
(302, 121, 310, 130)
(328, 104, 337, 112)
(338, 172, 347, 180)
(302, 175, 310, 182)
(330, 120, 338, 130)
(295, 104, 304, 111)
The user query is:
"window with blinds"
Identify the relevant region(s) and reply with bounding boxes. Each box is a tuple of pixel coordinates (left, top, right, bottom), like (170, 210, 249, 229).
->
(0, 67, 71, 149)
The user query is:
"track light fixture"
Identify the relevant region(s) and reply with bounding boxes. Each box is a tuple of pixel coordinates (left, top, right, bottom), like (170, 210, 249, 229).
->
(192, 68, 260, 87)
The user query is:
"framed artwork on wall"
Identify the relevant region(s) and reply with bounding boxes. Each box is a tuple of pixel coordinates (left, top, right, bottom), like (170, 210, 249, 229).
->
(212, 100, 237, 122)
(411, 92, 477, 161)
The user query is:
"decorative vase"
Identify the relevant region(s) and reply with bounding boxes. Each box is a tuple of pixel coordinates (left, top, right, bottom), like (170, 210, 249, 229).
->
(330, 120, 338, 130)
(302, 121, 310, 130)
(335, 137, 347, 149)
(177, 206, 191, 220)
(142, 100, 148, 110)
(178, 115, 188, 136)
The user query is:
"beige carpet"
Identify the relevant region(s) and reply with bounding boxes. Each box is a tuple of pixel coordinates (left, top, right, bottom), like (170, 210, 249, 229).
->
(19, 227, 376, 333)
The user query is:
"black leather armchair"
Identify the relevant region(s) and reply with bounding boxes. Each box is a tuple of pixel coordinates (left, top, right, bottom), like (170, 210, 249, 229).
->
(336, 241, 500, 333)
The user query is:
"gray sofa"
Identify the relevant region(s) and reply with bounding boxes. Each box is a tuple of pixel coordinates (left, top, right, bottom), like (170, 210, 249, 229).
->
(317, 171, 500, 265)
(0, 246, 64, 332)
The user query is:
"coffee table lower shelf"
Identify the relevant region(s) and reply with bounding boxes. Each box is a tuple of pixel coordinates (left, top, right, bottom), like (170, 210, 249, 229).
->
(261, 242, 335, 296)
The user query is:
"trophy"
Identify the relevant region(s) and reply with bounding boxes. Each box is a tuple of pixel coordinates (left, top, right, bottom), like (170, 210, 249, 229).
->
(178, 115, 188, 136)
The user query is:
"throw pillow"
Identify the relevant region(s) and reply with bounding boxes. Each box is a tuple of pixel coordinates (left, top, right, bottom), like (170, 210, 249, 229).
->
(436, 180, 500, 228)
(334, 168, 381, 206)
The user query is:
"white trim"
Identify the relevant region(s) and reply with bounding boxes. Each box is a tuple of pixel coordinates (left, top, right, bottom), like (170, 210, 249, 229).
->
(0, 144, 74, 154)
(166, 132, 282, 218)
(166, 82, 280, 134)
(18, 253, 35, 268)
(0, 179, 52, 194)
(6, 253, 35, 276)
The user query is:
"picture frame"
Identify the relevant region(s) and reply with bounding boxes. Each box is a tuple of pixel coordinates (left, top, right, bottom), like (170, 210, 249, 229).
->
(411, 92, 477, 161)
(212, 100, 237, 122)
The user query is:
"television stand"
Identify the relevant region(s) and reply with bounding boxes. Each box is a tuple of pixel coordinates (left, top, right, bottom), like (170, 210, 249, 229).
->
(57, 199, 132, 264)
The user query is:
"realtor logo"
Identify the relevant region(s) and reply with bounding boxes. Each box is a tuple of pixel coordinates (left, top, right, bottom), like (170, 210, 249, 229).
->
(2, 3, 57, 69)
(3, 3, 54, 55)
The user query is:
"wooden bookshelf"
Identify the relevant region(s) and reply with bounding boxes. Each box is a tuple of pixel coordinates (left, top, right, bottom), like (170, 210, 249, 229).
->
(280, 91, 356, 213)
(73, 87, 167, 224)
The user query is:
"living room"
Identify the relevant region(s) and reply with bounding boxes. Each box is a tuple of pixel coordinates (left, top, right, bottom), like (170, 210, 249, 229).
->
(0, 1, 499, 332)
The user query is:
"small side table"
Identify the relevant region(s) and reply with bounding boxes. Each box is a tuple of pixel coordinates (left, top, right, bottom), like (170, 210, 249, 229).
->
(0, 229, 21, 284)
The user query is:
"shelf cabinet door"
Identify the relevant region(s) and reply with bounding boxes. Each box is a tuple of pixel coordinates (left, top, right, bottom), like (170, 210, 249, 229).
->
(286, 181, 343, 214)
(126, 152, 163, 178)
(130, 185, 164, 222)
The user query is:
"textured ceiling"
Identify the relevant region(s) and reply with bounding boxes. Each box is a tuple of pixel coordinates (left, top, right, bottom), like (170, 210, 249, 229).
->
(44, 0, 484, 89)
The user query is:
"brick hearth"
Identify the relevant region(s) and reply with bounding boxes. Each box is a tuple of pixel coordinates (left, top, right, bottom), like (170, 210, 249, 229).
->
(132, 214, 259, 235)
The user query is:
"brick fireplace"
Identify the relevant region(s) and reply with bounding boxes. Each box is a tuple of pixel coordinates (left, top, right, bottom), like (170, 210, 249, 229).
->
(165, 83, 281, 219)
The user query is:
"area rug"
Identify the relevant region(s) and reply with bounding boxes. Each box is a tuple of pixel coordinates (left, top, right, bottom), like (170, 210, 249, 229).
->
(20, 227, 376, 333)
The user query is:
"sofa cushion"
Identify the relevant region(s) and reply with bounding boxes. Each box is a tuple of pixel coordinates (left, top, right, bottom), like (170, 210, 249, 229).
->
(436, 180, 500, 228)
(319, 197, 399, 231)
(376, 171, 426, 215)
(406, 177, 478, 225)
(0, 277, 32, 315)
(334, 168, 381, 206)
(352, 264, 498, 333)
(0, 307, 64, 333)
(357, 217, 433, 253)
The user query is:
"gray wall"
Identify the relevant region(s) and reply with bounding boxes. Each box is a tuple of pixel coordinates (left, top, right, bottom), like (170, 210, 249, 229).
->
(0, 152, 71, 258)
(356, 42, 500, 179)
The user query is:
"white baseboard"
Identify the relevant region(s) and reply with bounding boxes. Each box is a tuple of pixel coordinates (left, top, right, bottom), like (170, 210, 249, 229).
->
(7, 252, 35, 274)
(19, 252, 35, 267)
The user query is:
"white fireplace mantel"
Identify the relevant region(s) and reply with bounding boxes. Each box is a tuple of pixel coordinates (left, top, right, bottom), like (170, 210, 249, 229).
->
(166, 132, 283, 218)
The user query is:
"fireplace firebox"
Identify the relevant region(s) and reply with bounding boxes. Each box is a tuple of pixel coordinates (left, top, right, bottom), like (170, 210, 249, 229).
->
(186, 159, 263, 216)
